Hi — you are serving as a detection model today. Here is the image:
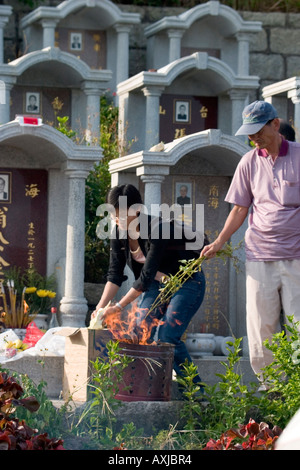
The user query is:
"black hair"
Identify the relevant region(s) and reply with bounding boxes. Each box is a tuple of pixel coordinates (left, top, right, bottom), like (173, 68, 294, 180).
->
(279, 119, 296, 142)
(107, 184, 143, 208)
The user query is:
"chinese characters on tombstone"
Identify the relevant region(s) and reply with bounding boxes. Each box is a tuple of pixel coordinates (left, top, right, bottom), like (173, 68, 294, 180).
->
(163, 176, 230, 335)
(159, 94, 218, 143)
(0, 169, 47, 282)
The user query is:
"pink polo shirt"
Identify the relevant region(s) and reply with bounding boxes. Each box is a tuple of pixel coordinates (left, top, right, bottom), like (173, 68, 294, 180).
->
(225, 139, 300, 261)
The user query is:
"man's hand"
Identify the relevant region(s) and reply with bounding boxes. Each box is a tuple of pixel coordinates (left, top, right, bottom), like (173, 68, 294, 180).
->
(200, 240, 224, 259)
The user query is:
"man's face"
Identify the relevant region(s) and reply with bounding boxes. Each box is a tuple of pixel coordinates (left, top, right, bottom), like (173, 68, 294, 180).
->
(180, 186, 187, 197)
(248, 119, 279, 150)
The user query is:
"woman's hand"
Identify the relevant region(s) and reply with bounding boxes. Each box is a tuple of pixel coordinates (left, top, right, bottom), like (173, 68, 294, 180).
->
(102, 305, 122, 319)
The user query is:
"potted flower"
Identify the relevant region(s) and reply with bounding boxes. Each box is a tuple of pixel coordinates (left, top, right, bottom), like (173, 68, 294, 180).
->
(23, 286, 56, 329)
(0, 280, 39, 339)
(0, 266, 57, 333)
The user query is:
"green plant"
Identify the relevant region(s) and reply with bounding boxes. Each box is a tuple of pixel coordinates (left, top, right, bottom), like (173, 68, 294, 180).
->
(2, 266, 57, 317)
(0, 371, 65, 450)
(55, 116, 77, 140)
(200, 338, 258, 438)
(53, 94, 135, 283)
(16, 0, 46, 7)
(0, 280, 38, 328)
(75, 340, 135, 448)
(176, 360, 203, 431)
(113, 0, 300, 12)
(147, 242, 242, 316)
(84, 95, 120, 282)
(257, 315, 300, 429)
(12, 370, 67, 438)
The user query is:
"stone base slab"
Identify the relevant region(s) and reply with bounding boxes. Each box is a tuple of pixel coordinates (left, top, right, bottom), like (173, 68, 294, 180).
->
(1, 354, 257, 399)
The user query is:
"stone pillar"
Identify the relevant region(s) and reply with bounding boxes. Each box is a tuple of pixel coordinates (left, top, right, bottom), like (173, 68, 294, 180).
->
(142, 86, 165, 150)
(41, 19, 58, 48)
(140, 175, 165, 215)
(60, 169, 89, 327)
(81, 82, 102, 144)
(236, 32, 250, 76)
(265, 95, 288, 122)
(288, 90, 300, 139)
(137, 167, 169, 215)
(0, 81, 14, 125)
(167, 29, 184, 63)
(114, 24, 131, 86)
(229, 90, 248, 141)
(0, 6, 12, 64)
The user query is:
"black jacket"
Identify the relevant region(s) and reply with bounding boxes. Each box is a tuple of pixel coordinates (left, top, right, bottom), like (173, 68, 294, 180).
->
(106, 213, 203, 292)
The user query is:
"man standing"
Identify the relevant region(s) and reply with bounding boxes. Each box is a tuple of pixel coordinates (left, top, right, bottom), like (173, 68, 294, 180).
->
(201, 100, 300, 384)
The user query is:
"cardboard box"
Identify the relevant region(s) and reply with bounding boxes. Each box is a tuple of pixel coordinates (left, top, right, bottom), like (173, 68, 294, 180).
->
(57, 328, 175, 403)
(57, 327, 113, 402)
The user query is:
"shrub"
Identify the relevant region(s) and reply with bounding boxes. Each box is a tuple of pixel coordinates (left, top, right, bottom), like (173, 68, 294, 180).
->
(0, 371, 65, 450)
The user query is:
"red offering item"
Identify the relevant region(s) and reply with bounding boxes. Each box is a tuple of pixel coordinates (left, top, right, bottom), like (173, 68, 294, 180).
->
(23, 322, 45, 348)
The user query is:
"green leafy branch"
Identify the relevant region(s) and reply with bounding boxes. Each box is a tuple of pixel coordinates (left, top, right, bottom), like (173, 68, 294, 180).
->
(147, 241, 243, 316)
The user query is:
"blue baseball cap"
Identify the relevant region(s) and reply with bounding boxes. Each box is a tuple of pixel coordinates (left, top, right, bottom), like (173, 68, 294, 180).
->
(235, 100, 278, 136)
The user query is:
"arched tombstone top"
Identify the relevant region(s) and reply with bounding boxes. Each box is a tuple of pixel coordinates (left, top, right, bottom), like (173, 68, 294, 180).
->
(20, 0, 141, 30)
(158, 52, 238, 90)
(118, 52, 258, 95)
(144, 0, 261, 38)
(2, 47, 111, 85)
(0, 120, 102, 171)
(161, 129, 249, 175)
(109, 129, 250, 177)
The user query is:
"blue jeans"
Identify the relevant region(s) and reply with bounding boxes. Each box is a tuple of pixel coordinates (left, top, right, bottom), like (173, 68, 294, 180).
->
(137, 270, 206, 382)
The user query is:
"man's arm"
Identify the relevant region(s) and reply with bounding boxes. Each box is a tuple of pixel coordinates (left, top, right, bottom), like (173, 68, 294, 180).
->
(201, 204, 249, 258)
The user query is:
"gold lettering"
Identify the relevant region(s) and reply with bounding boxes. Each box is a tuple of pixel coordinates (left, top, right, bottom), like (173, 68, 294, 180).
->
(25, 184, 40, 198)
(0, 256, 9, 267)
(0, 207, 8, 228)
(200, 106, 208, 118)
(208, 185, 219, 209)
(174, 128, 186, 139)
(0, 232, 9, 245)
(208, 197, 219, 209)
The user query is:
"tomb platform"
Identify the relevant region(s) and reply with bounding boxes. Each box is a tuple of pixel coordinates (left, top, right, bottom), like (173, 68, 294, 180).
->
(2, 353, 257, 439)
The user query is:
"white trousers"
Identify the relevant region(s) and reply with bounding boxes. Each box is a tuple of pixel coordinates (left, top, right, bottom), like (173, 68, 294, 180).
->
(246, 259, 300, 378)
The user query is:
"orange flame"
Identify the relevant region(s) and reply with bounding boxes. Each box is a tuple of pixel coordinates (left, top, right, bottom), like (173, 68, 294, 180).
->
(24, 300, 29, 313)
(104, 302, 164, 345)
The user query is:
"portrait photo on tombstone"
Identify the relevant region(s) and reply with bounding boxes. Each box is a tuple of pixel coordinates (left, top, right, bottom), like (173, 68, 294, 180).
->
(0, 173, 11, 203)
(70, 32, 83, 51)
(175, 182, 192, 206)
(25, 92, 40, 114)
(174, 100, 191, 123)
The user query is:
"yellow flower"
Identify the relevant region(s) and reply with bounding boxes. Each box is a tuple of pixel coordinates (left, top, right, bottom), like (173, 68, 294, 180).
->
(36, 289, 49, 297)
(47, 291, 56, 298)
(25, 287, 37, 294)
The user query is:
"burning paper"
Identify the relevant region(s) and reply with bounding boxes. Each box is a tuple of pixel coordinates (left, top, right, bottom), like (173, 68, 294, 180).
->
(89, 301, 164, 345)
(103, 302, 163, 345)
